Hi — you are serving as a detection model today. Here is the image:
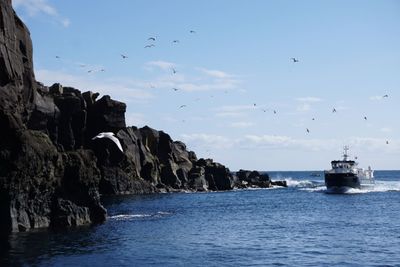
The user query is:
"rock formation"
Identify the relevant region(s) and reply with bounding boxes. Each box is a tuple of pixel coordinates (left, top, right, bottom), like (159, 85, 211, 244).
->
(0, 1, 284, 234)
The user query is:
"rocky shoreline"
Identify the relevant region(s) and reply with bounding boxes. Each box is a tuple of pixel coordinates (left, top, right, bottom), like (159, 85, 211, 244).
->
(0, 0, 286, 234)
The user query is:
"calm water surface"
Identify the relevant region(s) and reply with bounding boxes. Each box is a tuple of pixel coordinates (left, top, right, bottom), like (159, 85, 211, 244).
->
(1, 171, 400, 266)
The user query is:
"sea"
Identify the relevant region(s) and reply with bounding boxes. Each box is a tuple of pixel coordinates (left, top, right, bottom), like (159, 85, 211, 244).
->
(1, 170, 400, 267)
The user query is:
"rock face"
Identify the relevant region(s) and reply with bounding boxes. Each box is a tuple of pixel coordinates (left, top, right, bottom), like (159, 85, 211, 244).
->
(0, 1, 281, 234)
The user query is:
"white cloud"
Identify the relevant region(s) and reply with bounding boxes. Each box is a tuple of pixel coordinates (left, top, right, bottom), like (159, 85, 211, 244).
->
(380, 127, 392, 133)
(296, 97, 323, 103)
(13, 0, 70, 27)
(180, 134, 236, 149)
(198, 68, 233, 79)
(230, 121, 254, 128)
(214, 105, 255, 118)
(36, 69, 154, 102)
(145, 61, 176, 71)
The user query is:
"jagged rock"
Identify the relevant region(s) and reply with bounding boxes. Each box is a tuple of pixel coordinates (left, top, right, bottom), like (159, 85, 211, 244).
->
(86, 95, 126, 142)
(49, 83, 63, 95)
(236, 169, 271, 188)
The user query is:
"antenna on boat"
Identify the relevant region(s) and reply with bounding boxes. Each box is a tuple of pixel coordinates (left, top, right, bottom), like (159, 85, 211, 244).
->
(343, 145, 349, 161)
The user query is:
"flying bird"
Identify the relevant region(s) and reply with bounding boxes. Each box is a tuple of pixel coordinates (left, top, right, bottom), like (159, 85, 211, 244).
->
(332, 108, 337, 113)
(273, 110, 277, 114)
(121, 54, 128, 59)
(386, 140, 389, 144)
(364, 116, 367, 120)
(92, 132, 123, 152)
(144, 44, 155, 48)
(172, 40, 180, 43)
(290, 57, 299, 63)
(383, 94, 389, 98)
(148, 37, 156, 41)
(55, 56, 60, 59)
(172, 68, 177, 74)
(253, 103, 257, 107)
(172, 88, 179, 91)
(190, 30, 196, 34)
(179, 105, 186, 108)
(306, 128, 310, 133)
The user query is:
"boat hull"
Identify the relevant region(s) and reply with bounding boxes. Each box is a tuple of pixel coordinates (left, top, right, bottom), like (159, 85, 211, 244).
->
(324, 173, 361, 190)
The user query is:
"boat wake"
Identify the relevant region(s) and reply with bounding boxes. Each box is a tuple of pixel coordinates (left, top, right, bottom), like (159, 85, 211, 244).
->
(109, 211, 172, 221)
(282, 177, 400, 194)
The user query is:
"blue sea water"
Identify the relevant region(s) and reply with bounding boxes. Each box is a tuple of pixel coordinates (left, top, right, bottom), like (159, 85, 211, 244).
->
(1, 170, 400, 267)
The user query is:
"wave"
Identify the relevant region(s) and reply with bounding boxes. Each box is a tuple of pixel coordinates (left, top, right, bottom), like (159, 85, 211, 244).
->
(109, 211, 172, 221)
(282, 177, 400, 194)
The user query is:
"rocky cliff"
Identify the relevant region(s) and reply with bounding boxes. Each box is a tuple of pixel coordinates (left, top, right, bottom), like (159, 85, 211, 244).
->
(0, 1, 283, 234)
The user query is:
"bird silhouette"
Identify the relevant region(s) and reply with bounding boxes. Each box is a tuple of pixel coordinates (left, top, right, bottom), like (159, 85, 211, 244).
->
(383, 94, 389, 98)
(172, 40, 180, 43)
(172, 68, 177, 74)
(291, 57, 299, 63)
(173, 88, 179, 91)
(190, 30, 196, 34)
(55, 56, 60, 59)
(179, 105, 186, 108)
(92, 132, 123, 152)
(253, 103, 257, 107)
(312, 118, 315, 121)
(273, 110, 277, 114)
(386, 140, 389, 144)
(306, 128, 310, 133)
(148, 37, 156, 41)
(364, 116, 367, 120)
(121, 54, 128, 59)
(144, 44, 155, 48)
(332, 108, 337, 113)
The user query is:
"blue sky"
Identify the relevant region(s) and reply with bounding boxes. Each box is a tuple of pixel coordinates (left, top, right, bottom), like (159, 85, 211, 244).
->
(13, 0, 400, 170)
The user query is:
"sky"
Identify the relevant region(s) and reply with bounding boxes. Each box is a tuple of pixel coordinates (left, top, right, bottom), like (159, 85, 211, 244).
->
(12, 0, 400, 171)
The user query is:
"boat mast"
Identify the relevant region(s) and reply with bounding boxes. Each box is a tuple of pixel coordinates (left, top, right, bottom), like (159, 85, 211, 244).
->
(343, 146, 349, 161)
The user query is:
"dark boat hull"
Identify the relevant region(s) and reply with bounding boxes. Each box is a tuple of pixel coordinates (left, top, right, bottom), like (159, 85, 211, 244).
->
(324, 173, 361, 191)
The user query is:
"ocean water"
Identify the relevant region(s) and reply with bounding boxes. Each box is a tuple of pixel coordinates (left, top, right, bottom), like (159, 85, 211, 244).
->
(1, 171, 400, 267)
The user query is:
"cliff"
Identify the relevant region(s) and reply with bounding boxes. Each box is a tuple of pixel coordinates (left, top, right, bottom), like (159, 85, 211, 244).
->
(0, 1, 281, 234)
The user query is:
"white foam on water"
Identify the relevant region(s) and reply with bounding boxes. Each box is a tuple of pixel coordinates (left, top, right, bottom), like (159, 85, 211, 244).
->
(109, 214, 153, 220)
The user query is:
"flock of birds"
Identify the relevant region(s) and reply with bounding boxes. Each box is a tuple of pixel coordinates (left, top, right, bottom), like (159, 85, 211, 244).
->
(55, 30, 392, 149)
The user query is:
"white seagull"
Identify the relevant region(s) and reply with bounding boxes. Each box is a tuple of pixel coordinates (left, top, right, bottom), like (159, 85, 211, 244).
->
(92, 132, 123, 152)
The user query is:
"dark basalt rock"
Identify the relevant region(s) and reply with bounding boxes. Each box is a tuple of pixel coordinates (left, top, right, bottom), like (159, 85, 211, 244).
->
(0, 0, 281, 235)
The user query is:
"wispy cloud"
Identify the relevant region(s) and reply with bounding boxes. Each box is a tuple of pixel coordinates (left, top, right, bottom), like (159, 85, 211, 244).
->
(295, 97, 322, 112)
(296, 97, 323, 103)
(36, 69, 153, 102)
(214, 105, 255, 118)
(230, 121, 254, 128)
(198, 68, 233, 79)
(145, 61, 176, 71)
(13, 0, 70, 27)
(180, 133, 235, 149)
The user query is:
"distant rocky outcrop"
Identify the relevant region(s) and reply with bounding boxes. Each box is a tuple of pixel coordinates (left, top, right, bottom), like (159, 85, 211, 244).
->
(0, 1, 285, 234)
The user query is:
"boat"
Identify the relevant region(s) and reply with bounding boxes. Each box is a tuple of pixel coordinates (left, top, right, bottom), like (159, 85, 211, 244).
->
(324, 146, 374, 193)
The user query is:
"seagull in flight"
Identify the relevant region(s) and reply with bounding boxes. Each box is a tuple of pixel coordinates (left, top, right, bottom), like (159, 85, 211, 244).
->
(172, 40, 180, 43)
(306, 128, 310, 133)
(148, 37, 156, 41)
(273, 110, 277, 114)
(290, 57, 299, 63)
(173, 88, 179, 91)
(383, 94, 389, 98)
(190, 30, 196, 34)
(172, 68, 177, 74)
(121, 54, 128, 59)
(144, 44, 155, 48)
(55, 56, 60, 59)
(92, 132, 123, 152)
(179, 105, 186, 108)
(332, 108, 337, 113)
(364, 116, 367, 120)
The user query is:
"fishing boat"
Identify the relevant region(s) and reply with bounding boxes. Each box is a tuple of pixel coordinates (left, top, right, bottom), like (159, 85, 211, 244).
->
(324, 146, 374, 193)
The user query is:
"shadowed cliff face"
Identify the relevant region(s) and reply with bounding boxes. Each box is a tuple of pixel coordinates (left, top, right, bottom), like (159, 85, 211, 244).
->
(0, 0, 35, 123)
(0, 1, 276, 234)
